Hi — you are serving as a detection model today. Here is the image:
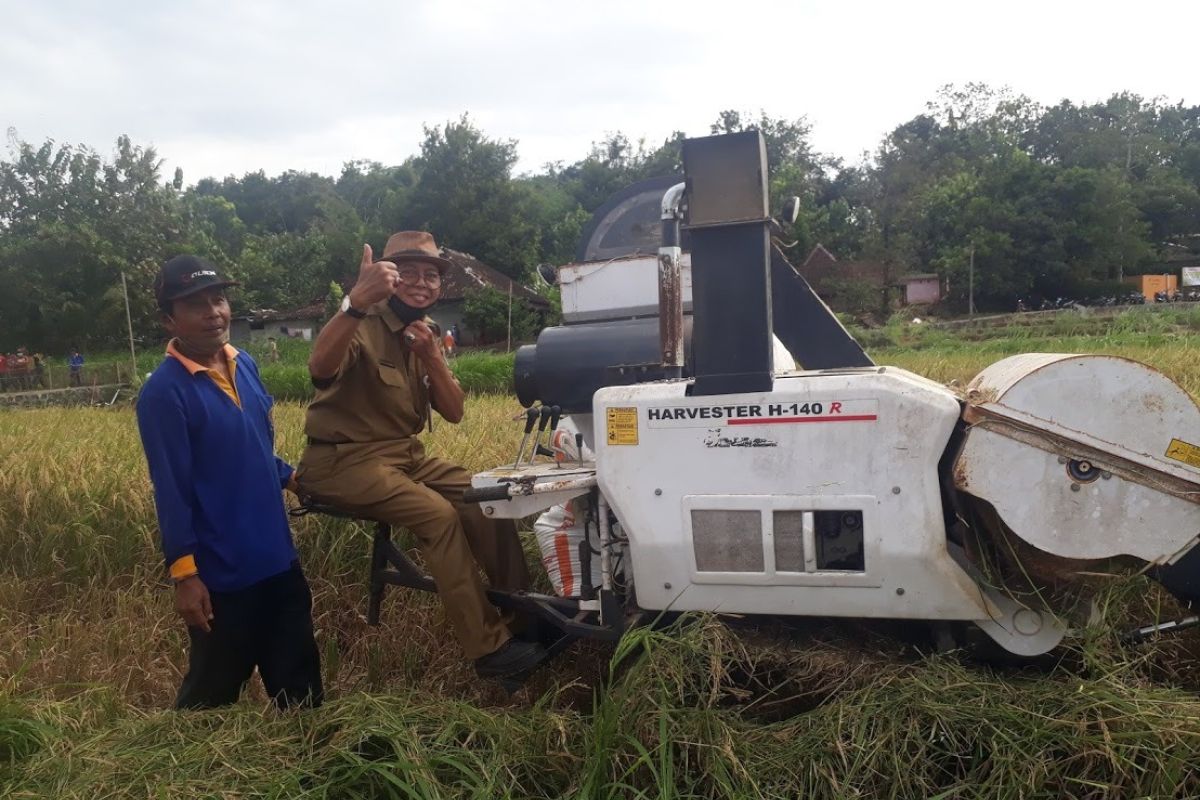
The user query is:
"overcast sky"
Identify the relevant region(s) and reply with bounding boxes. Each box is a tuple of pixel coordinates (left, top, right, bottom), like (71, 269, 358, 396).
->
(2, 0, 1197, 183)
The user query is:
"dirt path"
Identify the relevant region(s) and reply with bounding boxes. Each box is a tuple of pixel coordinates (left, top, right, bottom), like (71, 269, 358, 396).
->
(0, 383, 128, 408)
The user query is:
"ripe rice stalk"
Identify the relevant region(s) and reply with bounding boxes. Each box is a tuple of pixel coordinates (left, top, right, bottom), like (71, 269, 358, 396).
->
(2, 315, 1200, 797)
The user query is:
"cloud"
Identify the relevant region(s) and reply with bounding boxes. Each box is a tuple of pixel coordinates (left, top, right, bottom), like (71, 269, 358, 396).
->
(2, 0, 1198, 182)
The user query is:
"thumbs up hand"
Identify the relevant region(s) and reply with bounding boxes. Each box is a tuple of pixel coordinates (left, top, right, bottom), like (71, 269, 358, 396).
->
(347, 244, 400, 310)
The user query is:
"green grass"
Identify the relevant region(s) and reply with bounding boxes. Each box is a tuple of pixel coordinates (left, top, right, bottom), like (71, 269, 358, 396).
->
(7, 614, 1200, 798)
(71, 305, 1198, 402)
(252, 352, 515, 402)
(72, 339, 517, 400)
(858, 307, 1200, 397)
(444, 351, 516, 395)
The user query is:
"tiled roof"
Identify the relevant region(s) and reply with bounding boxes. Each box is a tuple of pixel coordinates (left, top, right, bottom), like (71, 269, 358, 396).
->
(439, 248, 549, 306)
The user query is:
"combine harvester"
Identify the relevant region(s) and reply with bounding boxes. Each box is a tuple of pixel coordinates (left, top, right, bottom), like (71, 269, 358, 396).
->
(423, 130, 1199, 658)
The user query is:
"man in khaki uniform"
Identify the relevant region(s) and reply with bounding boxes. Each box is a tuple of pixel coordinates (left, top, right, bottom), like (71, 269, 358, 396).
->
(296, 231, 548, 682)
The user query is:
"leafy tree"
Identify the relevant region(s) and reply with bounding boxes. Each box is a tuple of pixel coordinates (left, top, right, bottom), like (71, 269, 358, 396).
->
(4, 90, 1200, 350)
(549, 130, 685, 212)
(336, 159, 417, 242)
(407, 116, 540, 279)
(324, 280, 343, 320)
(235, 230, 334, 311)
(0, 134, 188, 350)
(462, 286, 540, 344)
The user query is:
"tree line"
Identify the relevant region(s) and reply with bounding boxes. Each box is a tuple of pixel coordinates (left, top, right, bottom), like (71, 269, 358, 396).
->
(2, 84, 1198, 351)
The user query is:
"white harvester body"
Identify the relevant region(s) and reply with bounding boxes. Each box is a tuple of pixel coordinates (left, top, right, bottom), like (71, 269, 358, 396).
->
(465, 131, 1200, 658)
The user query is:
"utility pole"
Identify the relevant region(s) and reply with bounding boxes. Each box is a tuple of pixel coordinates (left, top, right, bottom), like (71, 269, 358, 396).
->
(1118, 116, 1134, 284)
(121, 272, 138, 383)
(968, 244, 976, 316)
(506, 279, 513, 353)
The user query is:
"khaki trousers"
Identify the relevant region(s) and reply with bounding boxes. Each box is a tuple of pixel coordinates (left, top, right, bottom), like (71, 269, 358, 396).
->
(297, 438, 528, 660)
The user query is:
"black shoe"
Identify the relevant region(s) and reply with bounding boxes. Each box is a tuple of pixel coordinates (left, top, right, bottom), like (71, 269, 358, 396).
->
(512, 617, 565, 649)
(474, 638, 550, 680)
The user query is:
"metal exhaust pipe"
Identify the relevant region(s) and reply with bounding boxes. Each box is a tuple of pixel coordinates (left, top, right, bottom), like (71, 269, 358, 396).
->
(658, 182, 686, 379)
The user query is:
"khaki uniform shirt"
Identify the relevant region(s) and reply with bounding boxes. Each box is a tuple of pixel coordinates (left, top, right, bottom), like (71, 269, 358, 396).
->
(304, 304, 434, 444)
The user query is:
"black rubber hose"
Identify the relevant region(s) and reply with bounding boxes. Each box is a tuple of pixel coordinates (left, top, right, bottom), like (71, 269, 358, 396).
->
(463, 484, 513, 503)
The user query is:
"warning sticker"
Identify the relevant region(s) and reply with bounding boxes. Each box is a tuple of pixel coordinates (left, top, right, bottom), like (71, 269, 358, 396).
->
(606, 407, 639, 445)
(1165, 438, 1200, 470)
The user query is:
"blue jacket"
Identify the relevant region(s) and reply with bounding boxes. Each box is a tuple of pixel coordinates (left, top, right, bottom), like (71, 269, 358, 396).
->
(136, 346, 297, 592)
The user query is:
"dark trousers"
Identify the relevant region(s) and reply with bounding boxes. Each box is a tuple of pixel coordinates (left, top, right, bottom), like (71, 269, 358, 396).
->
(176, 564, 323, 710)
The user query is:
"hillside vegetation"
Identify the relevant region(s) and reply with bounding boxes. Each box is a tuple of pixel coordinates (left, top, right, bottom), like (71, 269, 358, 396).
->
(6, 86, 1200, 355)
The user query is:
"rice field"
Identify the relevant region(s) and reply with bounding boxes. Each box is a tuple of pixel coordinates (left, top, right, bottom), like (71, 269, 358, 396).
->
(868, 305, 1200, 397)
(2, 309, 1200, 798)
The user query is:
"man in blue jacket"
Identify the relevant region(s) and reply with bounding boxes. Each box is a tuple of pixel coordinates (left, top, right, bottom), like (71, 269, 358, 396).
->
(136, 255, 322, 710)
(68, 348, 84, 386)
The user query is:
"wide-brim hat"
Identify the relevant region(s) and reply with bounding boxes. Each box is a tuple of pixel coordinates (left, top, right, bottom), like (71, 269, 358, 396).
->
(155, 255, 240, 310)
(380, 231, 453, 274)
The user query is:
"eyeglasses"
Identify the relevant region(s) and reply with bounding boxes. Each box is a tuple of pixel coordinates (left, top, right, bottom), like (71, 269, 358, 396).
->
(397, 269, 442, 288)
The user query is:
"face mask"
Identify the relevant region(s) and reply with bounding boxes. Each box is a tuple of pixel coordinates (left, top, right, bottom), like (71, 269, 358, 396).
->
(388, 295, 433, 325)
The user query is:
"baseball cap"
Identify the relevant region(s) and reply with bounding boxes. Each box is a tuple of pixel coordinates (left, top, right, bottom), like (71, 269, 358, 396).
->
(154, 255, 240, 311)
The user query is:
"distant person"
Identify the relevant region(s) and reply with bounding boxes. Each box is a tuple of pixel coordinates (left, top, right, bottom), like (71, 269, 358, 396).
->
(69, 348, 84, 386)
(267, 336, 280, 363)
(11, 347, 31, 391)
(449, 324, 460, 346)
(31, 353, 47, 389)
(136, 254, 322, 710)
(442, 329, 456, 358)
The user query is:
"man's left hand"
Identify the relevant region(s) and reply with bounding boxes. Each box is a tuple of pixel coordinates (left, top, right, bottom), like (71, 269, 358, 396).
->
(403, 321, 440, 362)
